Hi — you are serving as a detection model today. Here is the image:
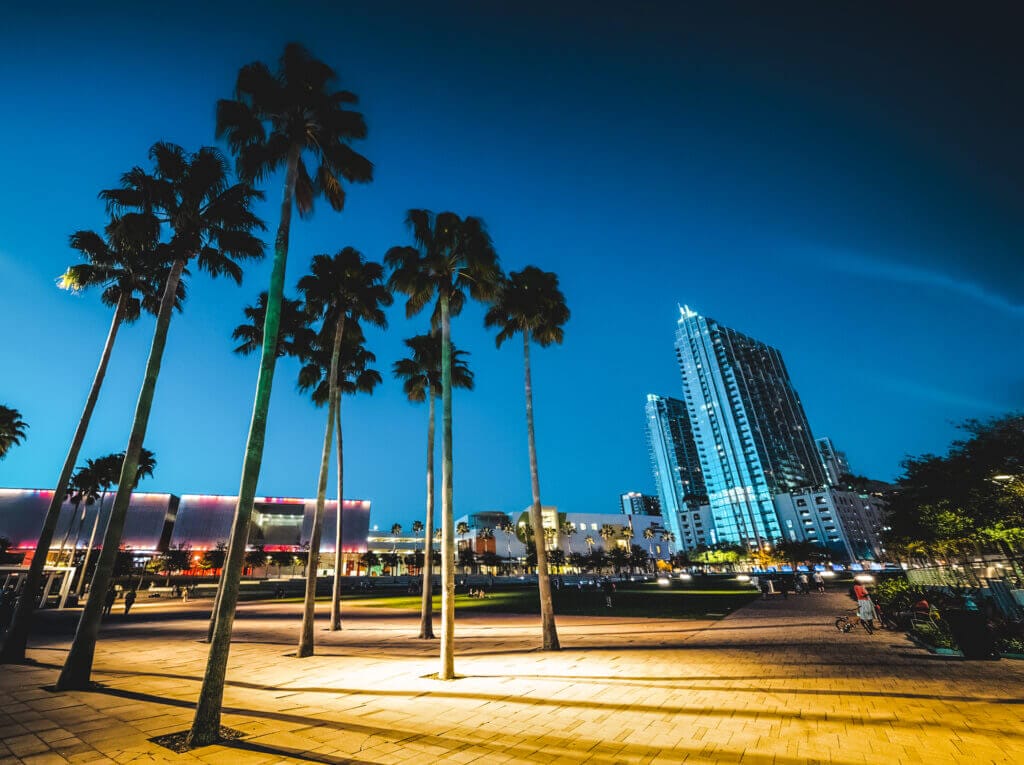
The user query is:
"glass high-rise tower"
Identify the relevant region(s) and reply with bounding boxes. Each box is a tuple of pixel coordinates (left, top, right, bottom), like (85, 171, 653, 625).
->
(675, 305, 826, 547)
(645, 394, 707, 548)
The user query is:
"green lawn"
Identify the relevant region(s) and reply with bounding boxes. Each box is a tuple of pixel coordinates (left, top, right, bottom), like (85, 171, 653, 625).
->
(353, 585, 758, 619)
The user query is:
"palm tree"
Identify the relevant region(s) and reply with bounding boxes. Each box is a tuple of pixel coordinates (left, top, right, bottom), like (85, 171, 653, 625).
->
(499, 519, 516, 567)
(560, 521, 576, 554)
(643, 526, 656, 556)
(600, 525, 616, 549)
(1, 217, 176, 663)
(190, 43, 371, 744)
(660, 530, 676, 555)
(75, 450, 156, 597)
(456, 521, 470, 542)
(484, 266, 569, 652)
(297, 322, 382, 641)
(386, 210, 501, 680)
(0, 406, 28, 460)
(227, 289, 317, 648)
(298, 249, 390, 636)
(393, 331, 473, 639)
(231, 292, 315, 358)
(54, 145, 263, 691)
(584, 535, 596, 556)
(57, 466, 100, 567)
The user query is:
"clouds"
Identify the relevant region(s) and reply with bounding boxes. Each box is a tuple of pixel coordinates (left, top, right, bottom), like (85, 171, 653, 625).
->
(816, 249, 1024, 318)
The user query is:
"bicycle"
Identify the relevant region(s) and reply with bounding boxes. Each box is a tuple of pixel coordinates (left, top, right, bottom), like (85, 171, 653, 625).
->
(835, 609, 875, 634)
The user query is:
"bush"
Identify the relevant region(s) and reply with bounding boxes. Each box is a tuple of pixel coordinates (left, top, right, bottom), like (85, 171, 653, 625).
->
(911, 622, 956, 650)
(872, 577, 927, 612)
(996, 636, 1024, 655)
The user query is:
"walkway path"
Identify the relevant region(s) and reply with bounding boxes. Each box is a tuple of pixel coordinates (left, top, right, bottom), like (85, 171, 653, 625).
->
(1, 590, 1021, 764)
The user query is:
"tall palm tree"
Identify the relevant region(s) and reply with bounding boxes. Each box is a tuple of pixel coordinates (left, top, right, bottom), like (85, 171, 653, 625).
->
(643, 526, 656, 556)
(193, 43, 371, 744)
(75, 450, 156, 597)
(298, 249, 390, 636)
(0, 218, 177, 663)
(0, 406, 28, 460)
(600, 525, 616, 548)
(386, 210, 501, 680)
(393, 331, 473, 639)
(57, 466, 99, 566)
(226, 288, 314, 644)
(296, 323, 382, 650)
(560, 521, 576, 554)
(484, 266, 569, 651)
(55, 143, 264, 691)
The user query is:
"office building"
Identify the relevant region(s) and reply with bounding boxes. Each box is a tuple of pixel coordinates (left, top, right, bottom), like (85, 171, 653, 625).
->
(674, 305, 828, 548)
(817, 437, 852, 485)
(619, 492, 661, 516)
(645, 394, 707, 549)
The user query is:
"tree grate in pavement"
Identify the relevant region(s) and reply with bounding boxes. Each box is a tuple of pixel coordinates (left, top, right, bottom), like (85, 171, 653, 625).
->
(150, 726, 244, 752)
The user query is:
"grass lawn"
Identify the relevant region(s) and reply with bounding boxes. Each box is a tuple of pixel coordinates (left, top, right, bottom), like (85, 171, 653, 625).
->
(352, 585, 758, 619)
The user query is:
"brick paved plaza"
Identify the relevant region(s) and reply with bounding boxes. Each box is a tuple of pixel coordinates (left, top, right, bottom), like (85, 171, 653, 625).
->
(1, 590, 1022, 764)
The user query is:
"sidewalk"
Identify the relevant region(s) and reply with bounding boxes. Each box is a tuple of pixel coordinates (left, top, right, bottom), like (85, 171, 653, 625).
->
(1, 590, 1022, 764)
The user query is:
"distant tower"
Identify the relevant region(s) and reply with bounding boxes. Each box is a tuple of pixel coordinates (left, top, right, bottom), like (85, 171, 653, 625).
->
(816, 437, 852, 485)
(645, 394, 707, 548)
(675, 305, 827, 547)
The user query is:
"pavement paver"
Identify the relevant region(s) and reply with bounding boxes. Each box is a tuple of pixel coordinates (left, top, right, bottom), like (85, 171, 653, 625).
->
(1, 590, 1022, 764)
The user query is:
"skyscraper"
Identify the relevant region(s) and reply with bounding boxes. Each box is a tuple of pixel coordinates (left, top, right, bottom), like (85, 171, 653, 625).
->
(816, 437, 852, 485)
(675, 305, 827, 547)
(645, 393, 708, 549)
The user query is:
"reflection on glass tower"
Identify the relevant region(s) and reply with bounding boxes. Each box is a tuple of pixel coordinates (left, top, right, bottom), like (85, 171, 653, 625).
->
(675, 305, 826, 547)
(645, 394, 707, 545)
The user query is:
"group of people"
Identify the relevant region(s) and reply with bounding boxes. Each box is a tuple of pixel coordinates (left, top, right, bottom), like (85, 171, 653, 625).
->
(100, 585, 136, 617)
(755, 571, 826, 599)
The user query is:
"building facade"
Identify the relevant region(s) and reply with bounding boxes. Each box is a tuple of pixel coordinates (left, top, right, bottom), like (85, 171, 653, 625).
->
(816, 437, 852, 485)
(644, 393, 707, 549)
(0, 488, 371, 572)
(619, 492, 661, 516)
(674, 305, 828, 549)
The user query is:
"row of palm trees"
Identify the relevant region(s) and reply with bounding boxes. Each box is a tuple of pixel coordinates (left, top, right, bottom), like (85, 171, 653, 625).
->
(0, 42, 571, 747)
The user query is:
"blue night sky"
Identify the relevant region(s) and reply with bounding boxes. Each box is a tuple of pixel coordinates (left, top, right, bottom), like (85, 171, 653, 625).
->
(2, 2, 1022, 530)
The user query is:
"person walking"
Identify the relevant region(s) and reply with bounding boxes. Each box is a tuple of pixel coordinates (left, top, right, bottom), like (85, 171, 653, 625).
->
(853, 581, 875, 634)
(799, 573, 810, 595)
(813, 571, 825, 593)
(601, 577, 615, 608)
(123, 588, 136, 615)
(102, 585, 117, 617)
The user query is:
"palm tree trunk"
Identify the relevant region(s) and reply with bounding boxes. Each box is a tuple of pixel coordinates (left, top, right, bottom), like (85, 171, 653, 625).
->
(418, 394, 436, 639)
(439, 293, 456, 680)
(329, 314, 346, 631)
(0, 294, 127, 664)
(524, 334, 560, 651)
(57, 500, 82, 565)
(189, 146, 299, 747)
(75, 491, 106, 597)
(56, 259, 185, 690)
(298, 375, 338, 656)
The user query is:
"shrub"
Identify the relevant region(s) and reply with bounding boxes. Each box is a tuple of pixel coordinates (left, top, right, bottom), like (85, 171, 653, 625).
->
(996, 636, 1024, 655)
(911, 621, 956, 650)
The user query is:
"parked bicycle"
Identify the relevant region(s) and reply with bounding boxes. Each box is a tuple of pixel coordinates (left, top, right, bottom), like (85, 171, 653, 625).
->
(835, 608, 875, 634)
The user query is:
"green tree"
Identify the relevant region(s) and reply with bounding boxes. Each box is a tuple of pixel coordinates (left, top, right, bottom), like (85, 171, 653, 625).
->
(484, 266, 569, 651)
(191, 43, 371, 745)
(609, 546, 630, 574)
(298, 249, 390, 639)
(393, 331, 474, 638)
(0, 406, 28, 461)
(359, 550, 380, 575)
(1, 215, 176, 663)
(55, 144, 262, 691)
(386, 209, 501, 680)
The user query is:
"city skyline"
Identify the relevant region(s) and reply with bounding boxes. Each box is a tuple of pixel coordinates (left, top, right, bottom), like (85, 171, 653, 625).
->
(2, 3, 1022, 533)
